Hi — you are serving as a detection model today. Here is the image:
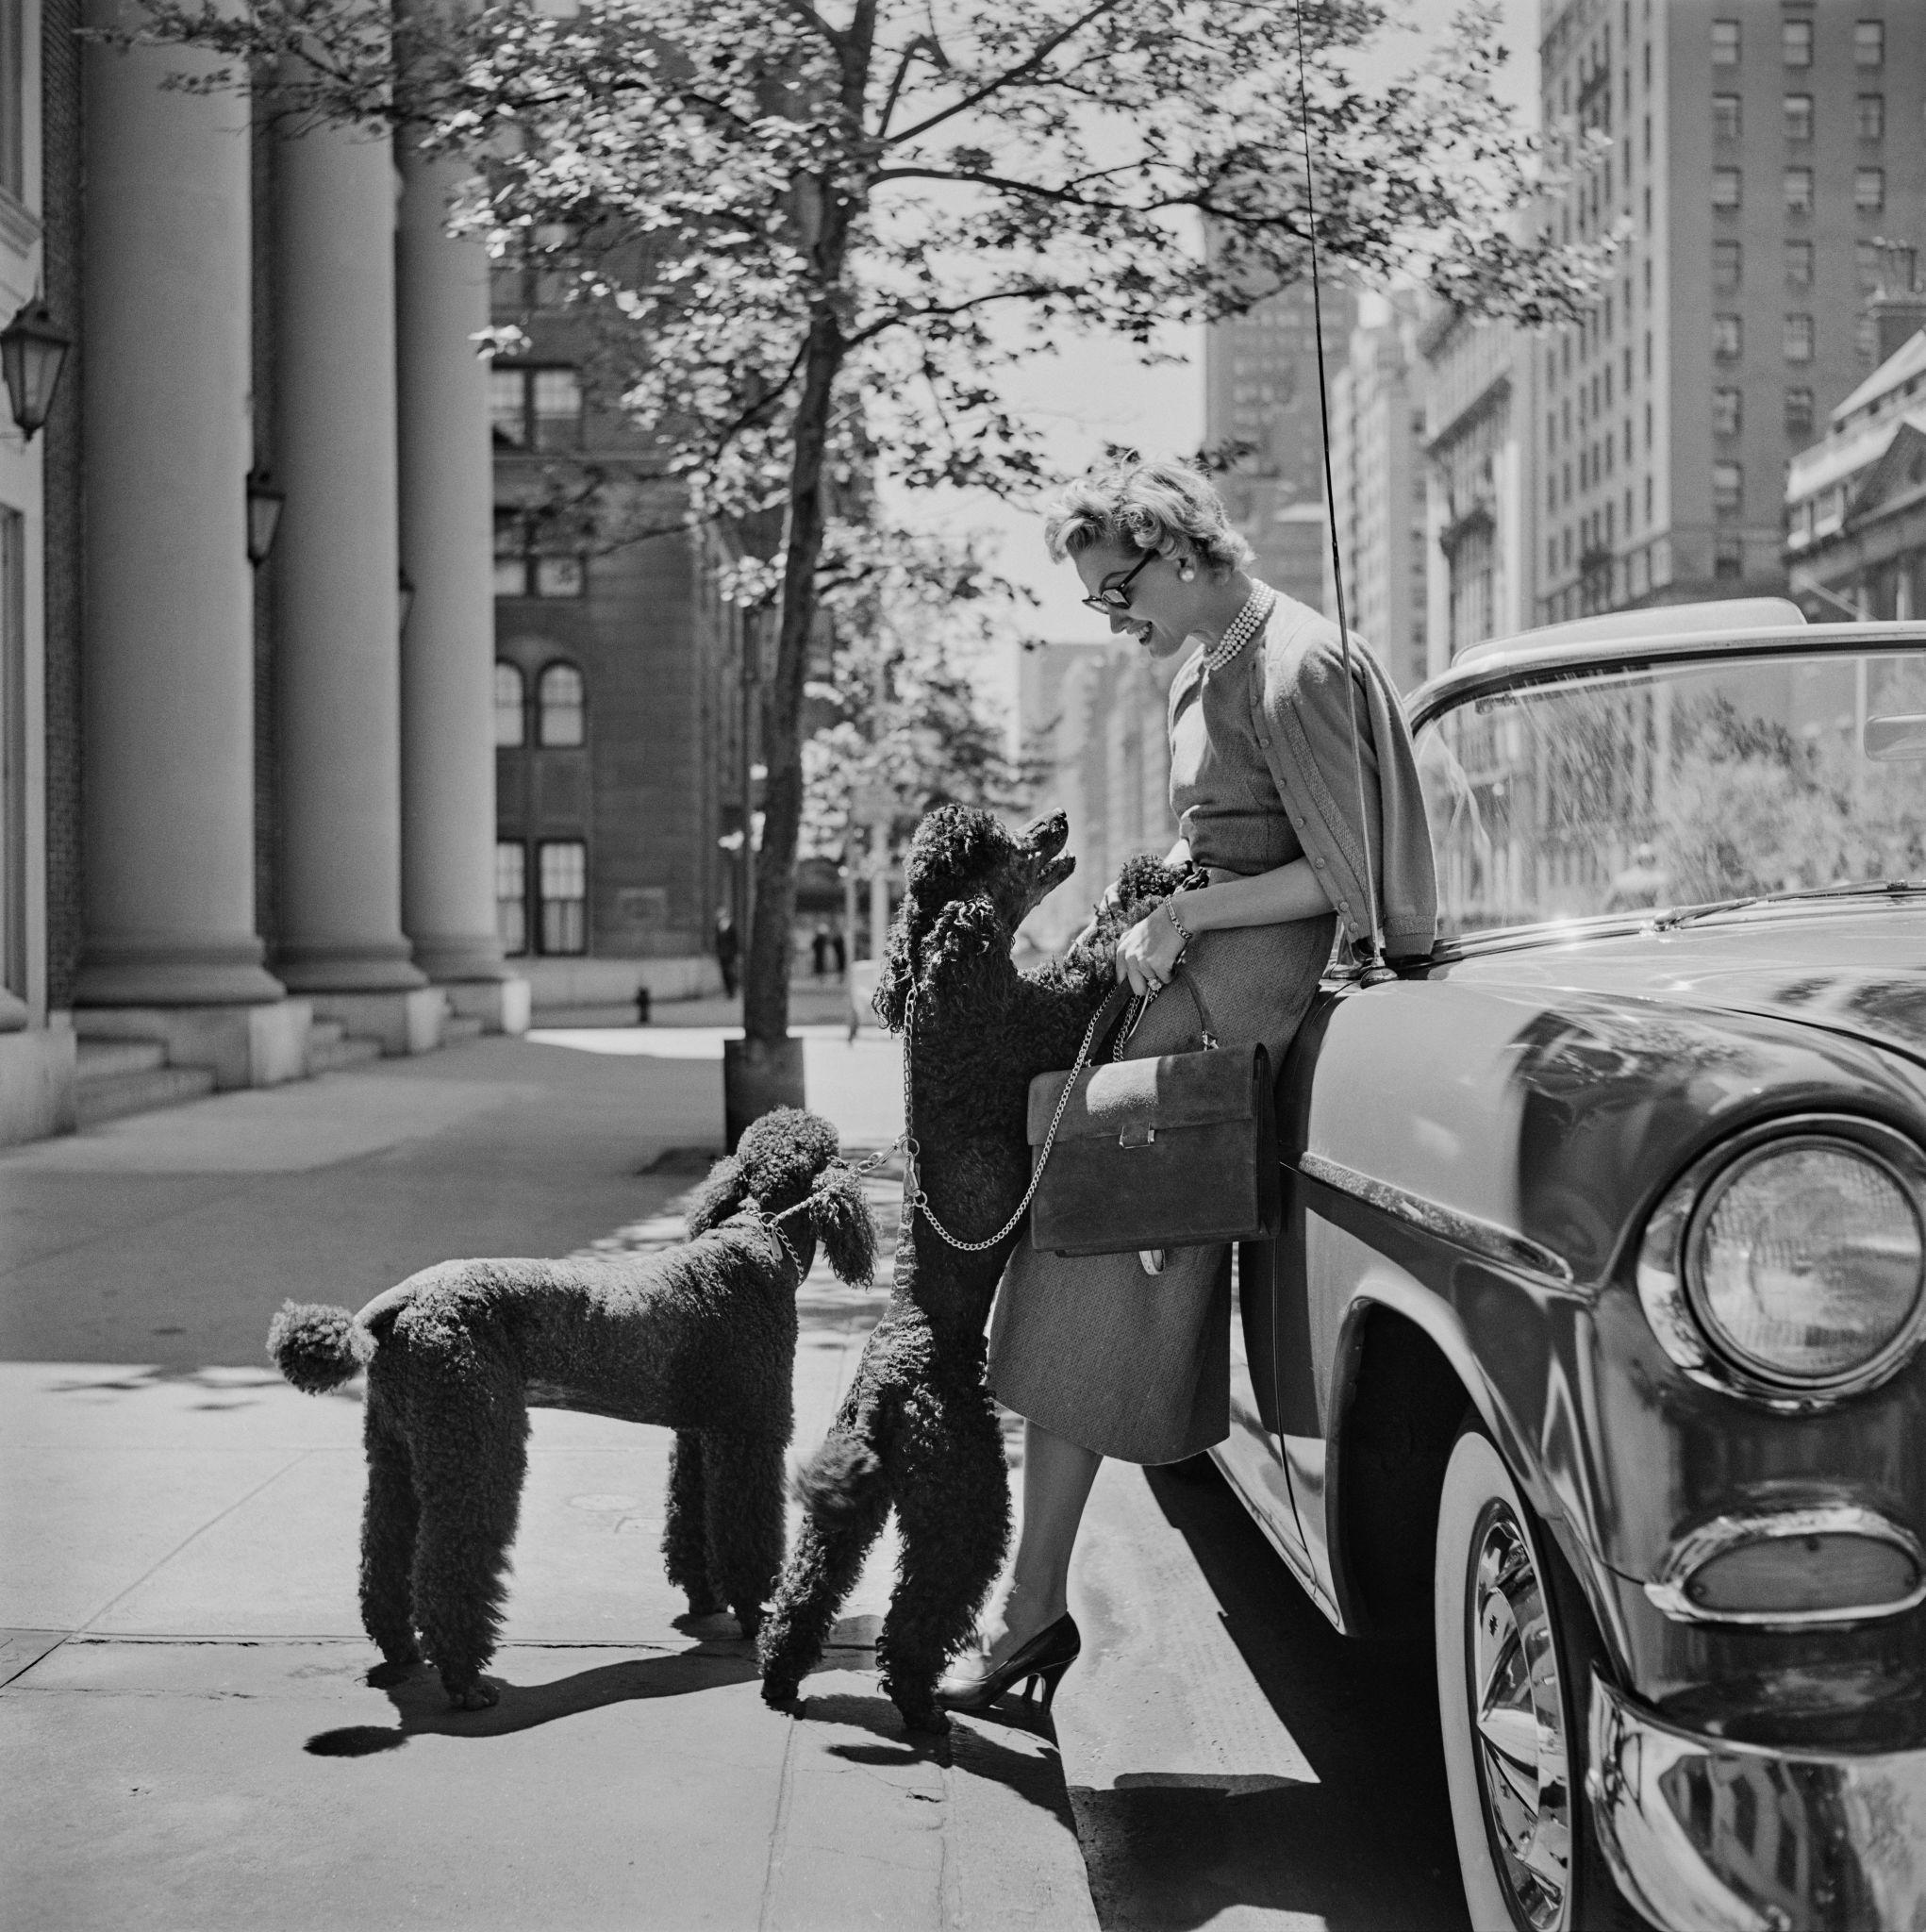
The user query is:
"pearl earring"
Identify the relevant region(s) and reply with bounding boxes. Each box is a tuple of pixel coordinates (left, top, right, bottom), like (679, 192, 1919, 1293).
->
(1178, 560, 1195, 581)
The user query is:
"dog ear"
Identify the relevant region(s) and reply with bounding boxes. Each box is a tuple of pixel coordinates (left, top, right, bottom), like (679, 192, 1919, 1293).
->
(918, 894, 1006, 1006)
(873, 898, 921, 1033)
(686, 1155, 748, 1238)
(806, 1164, 878, 1287)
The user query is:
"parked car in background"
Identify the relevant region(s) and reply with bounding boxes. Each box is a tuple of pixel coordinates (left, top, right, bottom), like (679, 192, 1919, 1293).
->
(1213, 601, 1926, 1931)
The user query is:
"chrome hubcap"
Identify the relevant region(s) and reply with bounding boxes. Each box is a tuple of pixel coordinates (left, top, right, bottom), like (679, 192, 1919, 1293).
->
(1469, 1503, 1571, 1929)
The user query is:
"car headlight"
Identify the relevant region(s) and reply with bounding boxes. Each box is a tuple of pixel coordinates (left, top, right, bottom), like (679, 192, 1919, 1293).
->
(1638, 1120, 1926, 1405)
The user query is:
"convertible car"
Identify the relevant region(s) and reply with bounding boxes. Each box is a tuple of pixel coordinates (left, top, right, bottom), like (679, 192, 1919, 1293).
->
(1211, 601, 1926, 1932)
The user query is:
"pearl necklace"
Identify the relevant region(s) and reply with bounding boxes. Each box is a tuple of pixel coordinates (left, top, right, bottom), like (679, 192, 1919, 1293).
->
(1198, 582, 1276, 675)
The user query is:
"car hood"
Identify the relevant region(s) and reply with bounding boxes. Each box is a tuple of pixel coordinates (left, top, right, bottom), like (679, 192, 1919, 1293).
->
(1432, 902, 1926, 1069)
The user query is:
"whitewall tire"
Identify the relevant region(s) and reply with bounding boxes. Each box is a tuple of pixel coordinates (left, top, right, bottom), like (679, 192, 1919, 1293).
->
(1435, 1424, 1629, 1932)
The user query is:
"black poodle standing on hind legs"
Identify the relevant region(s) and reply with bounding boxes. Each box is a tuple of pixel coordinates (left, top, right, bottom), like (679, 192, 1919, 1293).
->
(756, 805, 1198, 1733)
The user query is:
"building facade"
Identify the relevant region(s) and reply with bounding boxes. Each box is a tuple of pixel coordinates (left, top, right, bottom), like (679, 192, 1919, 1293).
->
(1420, 307, 1538, 675)
(1785, 268, 1926, 620)
(1533, 0, 1926, 624)
(1327, 301, 1429, 691)
(1204, 278, 1358, 614)
(1, 8, 537, 1146)
(487, 278, 733, 1017)
(1015, 641, 1176, 955)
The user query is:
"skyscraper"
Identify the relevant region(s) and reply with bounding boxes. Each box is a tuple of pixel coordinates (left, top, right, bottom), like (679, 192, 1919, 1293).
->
(1533, 0, 1924, 623)
(1203, 280, 1357, 613)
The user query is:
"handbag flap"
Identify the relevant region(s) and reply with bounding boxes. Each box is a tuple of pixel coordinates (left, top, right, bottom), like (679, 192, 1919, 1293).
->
(1027, 1046, 1265, 1146)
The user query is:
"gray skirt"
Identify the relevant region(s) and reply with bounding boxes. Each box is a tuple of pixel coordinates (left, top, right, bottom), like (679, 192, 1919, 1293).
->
(986, 910, 1337, 1465)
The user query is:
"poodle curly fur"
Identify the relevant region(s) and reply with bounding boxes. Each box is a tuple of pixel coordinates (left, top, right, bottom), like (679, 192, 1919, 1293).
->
(267, 1108, 877, 1710)
(755, 807, 1197, 1732)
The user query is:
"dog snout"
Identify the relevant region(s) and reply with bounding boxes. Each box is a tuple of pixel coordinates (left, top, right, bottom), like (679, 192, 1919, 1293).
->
(1022, 810, 1070, 858)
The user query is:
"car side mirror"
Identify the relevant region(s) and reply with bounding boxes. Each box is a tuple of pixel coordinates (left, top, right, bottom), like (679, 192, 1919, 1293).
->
(1864, 714, 1926, 761)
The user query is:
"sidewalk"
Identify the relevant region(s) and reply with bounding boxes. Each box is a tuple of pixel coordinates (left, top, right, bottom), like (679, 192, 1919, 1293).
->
(0, 1033, 1097, 1932)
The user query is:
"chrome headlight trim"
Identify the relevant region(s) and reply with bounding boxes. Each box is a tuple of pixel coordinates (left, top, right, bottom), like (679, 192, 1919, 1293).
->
(1635, 1114, 1926, 1410)
(1645, 1504, 1926, 1627)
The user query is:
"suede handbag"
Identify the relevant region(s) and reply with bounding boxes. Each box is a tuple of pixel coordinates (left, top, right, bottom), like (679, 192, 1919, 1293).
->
(1025, 975, 1281, 1258)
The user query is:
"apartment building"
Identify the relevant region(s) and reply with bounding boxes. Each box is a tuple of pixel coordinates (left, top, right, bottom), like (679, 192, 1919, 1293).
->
(1328, 302, 1429, 691)
(1203, 278, 1358, 614)
(1534, 0, 1924, 623)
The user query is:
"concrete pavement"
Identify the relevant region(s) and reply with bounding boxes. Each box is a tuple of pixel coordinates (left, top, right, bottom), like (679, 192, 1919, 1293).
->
(0, 1023, 1095, 1932)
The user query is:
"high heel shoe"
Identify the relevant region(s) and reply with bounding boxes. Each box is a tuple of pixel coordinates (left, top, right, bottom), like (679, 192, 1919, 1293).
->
(935, 1612, 1081, 1714)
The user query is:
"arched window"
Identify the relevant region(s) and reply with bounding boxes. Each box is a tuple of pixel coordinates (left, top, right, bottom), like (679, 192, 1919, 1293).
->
(493, 661, 526, 747)
(537, 661, 586, 746)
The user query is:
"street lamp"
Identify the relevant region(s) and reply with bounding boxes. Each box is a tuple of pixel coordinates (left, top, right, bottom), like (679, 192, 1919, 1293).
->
(245, 467, 286, 566)
(0, 293, 70, 441)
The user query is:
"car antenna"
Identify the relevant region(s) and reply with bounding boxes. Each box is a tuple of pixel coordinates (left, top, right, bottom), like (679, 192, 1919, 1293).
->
(1292, 0, 1392, 984)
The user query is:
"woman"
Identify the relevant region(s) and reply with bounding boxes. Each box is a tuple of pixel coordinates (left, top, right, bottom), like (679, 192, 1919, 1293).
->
(938, 455, 1436, 1711)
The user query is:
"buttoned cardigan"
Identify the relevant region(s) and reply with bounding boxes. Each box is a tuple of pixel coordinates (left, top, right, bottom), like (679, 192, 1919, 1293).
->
(1175, 591, 1437, 962)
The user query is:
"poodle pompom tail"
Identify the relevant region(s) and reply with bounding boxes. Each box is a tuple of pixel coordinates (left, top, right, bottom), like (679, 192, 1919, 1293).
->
(268, 1300, 374, 1394)
(795, 1437, 886, 1524)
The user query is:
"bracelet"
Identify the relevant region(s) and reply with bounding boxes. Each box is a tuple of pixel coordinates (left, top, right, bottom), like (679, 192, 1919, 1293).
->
(1164, 898, 1191, 949)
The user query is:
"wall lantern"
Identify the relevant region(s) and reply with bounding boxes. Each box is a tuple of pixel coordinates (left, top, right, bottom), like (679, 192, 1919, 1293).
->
(245, 467, 286, 566)
(0, 293, 70, 441)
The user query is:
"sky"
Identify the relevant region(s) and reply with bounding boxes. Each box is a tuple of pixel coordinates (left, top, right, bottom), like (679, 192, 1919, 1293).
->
(902, 0, 1542, 668)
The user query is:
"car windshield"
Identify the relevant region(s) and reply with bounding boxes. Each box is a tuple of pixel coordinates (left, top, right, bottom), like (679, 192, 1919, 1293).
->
(1414, 642, 1926, 937)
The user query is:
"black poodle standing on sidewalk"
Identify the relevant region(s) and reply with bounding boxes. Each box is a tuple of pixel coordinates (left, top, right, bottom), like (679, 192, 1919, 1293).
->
(268, 1108, 876, 1710)
(756, 807, 1194, 1732)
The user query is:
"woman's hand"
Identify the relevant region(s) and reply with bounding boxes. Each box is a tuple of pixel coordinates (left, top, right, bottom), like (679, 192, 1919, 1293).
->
(1114, 902, 1187, 997)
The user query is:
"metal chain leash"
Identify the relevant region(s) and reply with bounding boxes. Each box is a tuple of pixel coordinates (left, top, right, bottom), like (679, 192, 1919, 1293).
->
(899, 984, 1114, 1254)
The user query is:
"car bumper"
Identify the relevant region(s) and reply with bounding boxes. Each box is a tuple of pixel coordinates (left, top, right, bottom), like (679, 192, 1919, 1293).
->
(1587, 1672, 1926, 1931)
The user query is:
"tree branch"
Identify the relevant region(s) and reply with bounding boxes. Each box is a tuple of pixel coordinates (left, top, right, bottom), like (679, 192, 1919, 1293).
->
(879, 0, 1123, 148)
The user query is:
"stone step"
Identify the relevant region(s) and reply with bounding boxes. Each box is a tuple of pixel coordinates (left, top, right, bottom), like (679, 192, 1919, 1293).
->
(307, 1034, 383, 1075)
(75, 1038, 168, 1081)
(441, 1014, 485, 1044)
(75, 1062, 217, 1128)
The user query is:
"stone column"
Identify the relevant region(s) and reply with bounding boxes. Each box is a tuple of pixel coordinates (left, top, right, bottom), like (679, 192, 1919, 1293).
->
(272, 101, 430, 1020)
(74, 28, 284, 1014)
(395, 147, 520, 1031)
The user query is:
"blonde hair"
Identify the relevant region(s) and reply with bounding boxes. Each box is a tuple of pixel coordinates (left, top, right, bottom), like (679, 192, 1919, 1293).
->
(1043, 454, 1254, 576)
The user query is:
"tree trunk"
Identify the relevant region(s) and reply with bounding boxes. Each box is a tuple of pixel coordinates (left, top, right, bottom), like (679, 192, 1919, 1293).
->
(741, 306, 844, 1050)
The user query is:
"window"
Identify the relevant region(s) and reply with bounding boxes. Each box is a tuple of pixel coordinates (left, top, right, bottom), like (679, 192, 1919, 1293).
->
(1711, 19, 1739, 64)
(493, 661, 525, 747)
(1854, 20, 1883, 66)
(488, 365, 584, 452)
(1785, 239, 1814, 287)
(494, 512, 587, 600)
(1857, 240, 1885, 290)
(1784, 313, 1814, 362)
(1712, 388, 1742, 436)
(0, 0, 21, 199)
(538, 841, 588, 956)
(1713, 168, 1742, 210)
(1857, 94, 1884, 139)
(1714, 536, 1745, 580)
(495, 841, 528, 957)
(1785, 387, 1815, 436)
(1783, 168, 1813, 214)
(537, 662, 586, 747)
(1548, 538, 1558, 577)
(1783, 94, 1812, 141)
(1713, 314, 1742, 359)
(1855, 169, 1884, 213)
(1856, 312, 1880, 368)
(1781, 18, 1812, 66)
(1712, 462, 1743, 515)
(1713, 94, 1741, 140)
(1713, 241, 1742, 291)
(1644, 475, 1653, 521)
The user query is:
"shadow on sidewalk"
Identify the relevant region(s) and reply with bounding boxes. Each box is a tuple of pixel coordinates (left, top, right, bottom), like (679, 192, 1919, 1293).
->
(1067, 1463, 1469, 1932)
(306, 1641, 760, 1757)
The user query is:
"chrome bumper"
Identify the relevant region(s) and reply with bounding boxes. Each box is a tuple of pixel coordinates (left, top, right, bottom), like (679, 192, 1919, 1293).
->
(1587, 1673, 1926, 1932)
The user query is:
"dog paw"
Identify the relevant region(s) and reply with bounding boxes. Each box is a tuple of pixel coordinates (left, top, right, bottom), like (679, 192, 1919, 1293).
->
(896, 1702, 951, 1738)
(760, 1674, 802, 1712)
(733, 1607, 763, 1643)
(367, 1655, 421, 1689)
(442, 1680, 500, 1711)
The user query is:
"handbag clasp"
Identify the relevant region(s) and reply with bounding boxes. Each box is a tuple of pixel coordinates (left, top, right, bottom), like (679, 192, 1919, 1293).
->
(1119, 1122, 1155, 1148)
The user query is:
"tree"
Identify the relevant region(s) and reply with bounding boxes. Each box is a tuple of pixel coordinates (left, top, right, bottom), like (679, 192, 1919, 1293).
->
(137, 0, 1609, 1091)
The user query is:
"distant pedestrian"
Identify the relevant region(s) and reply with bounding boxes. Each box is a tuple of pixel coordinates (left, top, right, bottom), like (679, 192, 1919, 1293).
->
(810, 924, 831, 980)
(830, 927, 847, 978)
(715, 908, 739, 997)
